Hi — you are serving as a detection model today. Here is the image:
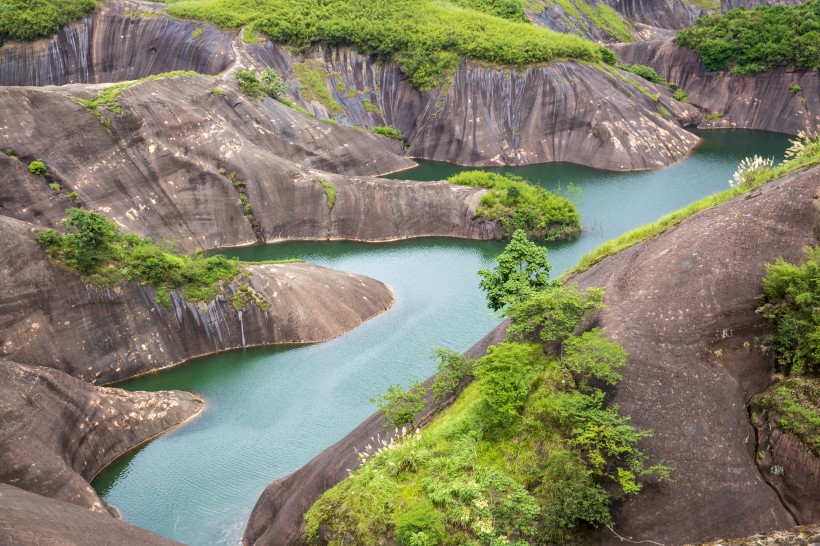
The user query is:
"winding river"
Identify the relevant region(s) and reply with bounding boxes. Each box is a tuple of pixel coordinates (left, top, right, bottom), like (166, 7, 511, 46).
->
(93, 130, 790, 545)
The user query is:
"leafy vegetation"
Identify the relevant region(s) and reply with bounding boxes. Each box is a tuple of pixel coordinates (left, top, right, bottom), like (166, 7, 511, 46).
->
(757, 246, 820, 375)
(449, 171, 581, 240)
(571, 131, 820, 275)
(28, 160, 47, 175)
(751, 377, 820, 457)
(478, 229, 553, 311)
(372, 381, 429, 428)
(449, 0, 528, 22)
(236, 68, 288, 99)
(373, 125, 403, 140)
(293, 62, 342, 113)
(37, 208, 262, 307)
(318, 179, 337, 210)
(617, 62, 689, 103)
(0, 0, 100, 40)
(676, 0, 820, 74)
(160, 0, 605, 90)
(305, 238, 670, 545)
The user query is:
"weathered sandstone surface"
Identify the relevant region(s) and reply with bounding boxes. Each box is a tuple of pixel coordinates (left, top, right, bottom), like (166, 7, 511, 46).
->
(0, 359, 202, 513)
(244, 164, 820, 545)
(0, 482, 182, 545)
(0, 214, 395, 384)
(614, 39, 820, 136)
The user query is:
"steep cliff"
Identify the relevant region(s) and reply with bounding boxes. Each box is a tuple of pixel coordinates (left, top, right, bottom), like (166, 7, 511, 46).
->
(614, 39, 820, 135)
(250, 44, 700, 170)
(243, 164, 820, 545)
(0, 359, 202, 514)
(0, 214, 395, 384)
(0, 483, 181, 545)
(0, 0, 234, 86)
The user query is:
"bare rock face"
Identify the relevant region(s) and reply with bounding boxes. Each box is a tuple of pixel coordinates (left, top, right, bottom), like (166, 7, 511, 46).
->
(614, 39, 820, 136)
(0, 75, 504, 251)
(0, 483, 182, 545)
(687, 523, 820, 546)
(0, 359, 202, 513)
(244, 165, 820, 546)
(251, 44, 701, 170)
(0, 214, 395, 384)
(0, 0, 234, 86)
(570, 165, 820, 544)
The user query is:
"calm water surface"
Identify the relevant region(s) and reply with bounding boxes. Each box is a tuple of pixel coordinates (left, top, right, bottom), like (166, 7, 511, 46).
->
(93, 130, 789, 545)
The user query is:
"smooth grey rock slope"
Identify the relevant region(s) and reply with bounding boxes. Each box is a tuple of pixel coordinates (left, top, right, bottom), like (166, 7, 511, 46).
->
(0, 360, 202, 514)
(0, 483, 182, 545)
(614, 39, 820, 136)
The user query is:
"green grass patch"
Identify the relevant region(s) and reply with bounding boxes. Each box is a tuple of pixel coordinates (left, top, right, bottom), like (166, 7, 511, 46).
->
(75, 70, 199, 116)
(574, 1, 633, 42)
(241, 25, 260, 44)
(191, 27, 203, 39)
(362, 98, 382, 114)
(676, 0, 820, 74)
(752, 377, 820, 457)
(570, 132, 820, 275)
(293, 61, 343, 114)
(448, 171, 581, 240)
(37, 208, 243, 305)
(318, 179, 337, 210)
(160, 0, 605, 90)
(372, 125, 403, 140)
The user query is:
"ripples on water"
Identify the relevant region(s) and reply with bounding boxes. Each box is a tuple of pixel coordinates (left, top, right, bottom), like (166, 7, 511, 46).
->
(93, 130, 790, 545)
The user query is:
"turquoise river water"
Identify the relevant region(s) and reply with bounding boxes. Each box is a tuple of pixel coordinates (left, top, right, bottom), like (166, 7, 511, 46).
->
(93, 130, 790, 545)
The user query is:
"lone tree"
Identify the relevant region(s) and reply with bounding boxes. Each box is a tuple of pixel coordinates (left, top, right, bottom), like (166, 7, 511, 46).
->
(478, 229, 554, 311)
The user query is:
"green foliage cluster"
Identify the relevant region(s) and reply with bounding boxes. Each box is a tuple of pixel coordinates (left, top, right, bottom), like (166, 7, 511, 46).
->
(372, 381, 428, 428)
(535, 0, 633, 42)
(318, 179, 337, 210)
(306, 239, 670, 545)
(449, 171, 581, 240)
(362, 99, 382, 114)
(236, 68, 288, 99)
(571, 131, 820, 275)
(37, 208, 246, 305)
(758, 246, 820, 375)
(618, 62, 689, 102)
(292, 62, 342, 113)
(751, 377, 820, 457)
(75, 71, 198, 123)
(191, 27, 203, 39)
(373, 125, 403, 140)
(0, 0, 99, 40)
(790, 83, 802, 94)
(676, 0, 820, 74)
(162, 0, 604, 90)
(478, 229, 553, 311)
(27, 160, 47, 175)
(448, 0, 527, 22)
(506, 284, 606, 345)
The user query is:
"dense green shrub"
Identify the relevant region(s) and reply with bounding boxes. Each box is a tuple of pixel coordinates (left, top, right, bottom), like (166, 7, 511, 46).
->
(430, 348, 474, 401)
(0, 0, 100, 40)
(164, 0, 604, 90)
(28, 160, 47, 175)
(475, 342, 546, 427)
(676, 0, 820, 74)
(373, 125, 403, 140)
(449, 171, 581, 240)
(478, 229, 554, 311)
(372, 381, 428, 428)
(236, 68, 288, 99)
(37, 208, 245, 305)
(394, 503, 446, 546)
(757, 246, 820, 375)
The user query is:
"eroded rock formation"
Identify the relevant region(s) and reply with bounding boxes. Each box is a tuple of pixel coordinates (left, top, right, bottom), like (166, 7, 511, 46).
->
(0, 483, 182, 545)
(0, 214, 395, 384)
(251, 44, 701, 170)
(0, 360, 202, 513)
(614, 39, 820, 136)
(243, 165, 820, 545)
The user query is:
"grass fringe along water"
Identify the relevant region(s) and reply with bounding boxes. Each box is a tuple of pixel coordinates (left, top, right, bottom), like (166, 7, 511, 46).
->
(569, 132, 820, 276)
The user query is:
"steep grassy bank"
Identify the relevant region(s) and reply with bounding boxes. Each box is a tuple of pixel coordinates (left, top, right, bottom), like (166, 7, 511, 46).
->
(571, 131, 820, 274)
(0, 0, 100, 40)
(303, 236, 671, 545)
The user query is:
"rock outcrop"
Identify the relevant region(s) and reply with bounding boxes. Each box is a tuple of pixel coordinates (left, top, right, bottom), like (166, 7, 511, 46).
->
(244, 164, 820, 545)
(687, 523, 820, 546)
(0, 359, 202, 513)
(0, 483, 182, 545)
(251, 44, 701, 170)
(0, 214, 395, 384)
(614, 39, 820, 135)
(0, 0, 234, 86)
(0, 75, 505, 250)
